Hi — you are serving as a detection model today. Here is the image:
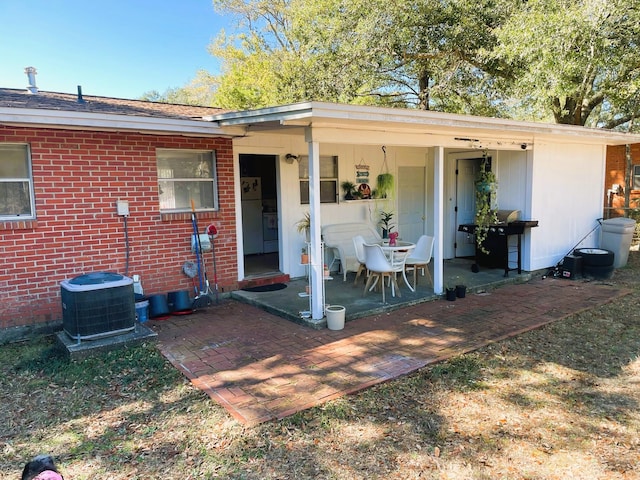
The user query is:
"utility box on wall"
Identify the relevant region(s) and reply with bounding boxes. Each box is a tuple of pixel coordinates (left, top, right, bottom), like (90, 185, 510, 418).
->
(61, 272, 135, 342)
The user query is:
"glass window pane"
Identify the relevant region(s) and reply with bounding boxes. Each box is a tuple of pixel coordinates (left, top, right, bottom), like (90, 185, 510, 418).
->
(159, 180, 214, 211)
(319, 156, 337, 178)
(298, 156, 338, 179)
(0, 144, 29, 178)
(157, 149, 218, 211)
(0, 182, 31, 215)
(320, 180, 337, 203)
(299, 180, 337, 204)
(158, 152, 213, 179)
(634, 165, 640, 190)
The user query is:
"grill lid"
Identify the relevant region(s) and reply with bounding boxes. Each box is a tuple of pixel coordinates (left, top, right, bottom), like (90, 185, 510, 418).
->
(495, 209, 520, 224)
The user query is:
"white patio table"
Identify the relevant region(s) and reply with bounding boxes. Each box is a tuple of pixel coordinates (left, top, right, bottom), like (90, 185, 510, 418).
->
(378, 240, 416, 293)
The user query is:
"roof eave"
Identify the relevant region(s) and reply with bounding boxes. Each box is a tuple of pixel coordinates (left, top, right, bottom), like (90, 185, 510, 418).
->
(207, 101, 640, 146)
(0, 107, 245, 137)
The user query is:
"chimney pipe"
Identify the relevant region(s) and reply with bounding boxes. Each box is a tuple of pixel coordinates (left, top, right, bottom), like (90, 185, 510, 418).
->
(77, 85, 85, 103)
(24, 66, 38, 94)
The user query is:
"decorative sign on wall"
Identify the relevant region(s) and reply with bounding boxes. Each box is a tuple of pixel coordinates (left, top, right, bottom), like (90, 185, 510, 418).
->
(355, 163, 372, 199)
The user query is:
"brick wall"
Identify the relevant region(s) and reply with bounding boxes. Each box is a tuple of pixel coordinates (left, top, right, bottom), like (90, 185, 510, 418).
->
(0, 126, 238, 333)
(605, 143, 640, 213)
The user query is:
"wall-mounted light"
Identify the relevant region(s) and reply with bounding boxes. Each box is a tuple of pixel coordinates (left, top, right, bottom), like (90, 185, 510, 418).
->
(284, 153, 299, 164)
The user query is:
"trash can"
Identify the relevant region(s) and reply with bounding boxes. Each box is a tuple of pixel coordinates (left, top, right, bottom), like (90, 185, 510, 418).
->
(600, 217, 636, 268)
(325, 305, 346, 330)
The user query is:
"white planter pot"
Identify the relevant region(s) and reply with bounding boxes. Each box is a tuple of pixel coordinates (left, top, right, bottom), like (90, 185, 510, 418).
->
(325, 305, 346, 330)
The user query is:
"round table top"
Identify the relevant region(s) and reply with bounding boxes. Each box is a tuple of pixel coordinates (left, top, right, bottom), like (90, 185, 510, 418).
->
(379, 240, 415, 251)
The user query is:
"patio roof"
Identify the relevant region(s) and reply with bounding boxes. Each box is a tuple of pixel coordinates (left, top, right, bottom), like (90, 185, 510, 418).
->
(206, 101, 640, 148)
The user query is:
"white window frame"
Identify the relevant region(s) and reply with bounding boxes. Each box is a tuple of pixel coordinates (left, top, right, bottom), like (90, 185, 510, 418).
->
(299, 155, 338, 204)
(157, 148, 219, 212)
(0, 143, 35, 220)
(633, 165, 640, 190)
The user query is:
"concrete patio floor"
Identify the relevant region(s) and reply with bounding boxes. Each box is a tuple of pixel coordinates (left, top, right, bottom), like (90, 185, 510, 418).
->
(231, 258, 531, 328)
(151, 273, 627, 425)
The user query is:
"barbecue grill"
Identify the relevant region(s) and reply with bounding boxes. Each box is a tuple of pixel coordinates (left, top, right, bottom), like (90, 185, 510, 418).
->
(458, 210, 538, 276)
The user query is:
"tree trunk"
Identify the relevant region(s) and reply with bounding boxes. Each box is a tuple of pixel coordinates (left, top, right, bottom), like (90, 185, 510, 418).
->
(418, 70, 430, 110)
(625, 144, 632, 215)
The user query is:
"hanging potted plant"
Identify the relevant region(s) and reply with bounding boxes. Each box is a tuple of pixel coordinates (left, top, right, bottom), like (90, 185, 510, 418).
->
(474, 152, 498, 254)
(377, 146, 394, 199)
(376, 173, 394, 199)
(379, 210, 395, 239)
(340, 180, 356, 200)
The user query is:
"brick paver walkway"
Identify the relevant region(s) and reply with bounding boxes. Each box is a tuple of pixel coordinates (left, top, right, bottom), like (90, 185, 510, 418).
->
(152, 277, 627, 425)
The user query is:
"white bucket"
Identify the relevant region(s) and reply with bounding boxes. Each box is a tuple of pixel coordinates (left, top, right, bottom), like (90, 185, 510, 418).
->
(325, 305, 346, 330)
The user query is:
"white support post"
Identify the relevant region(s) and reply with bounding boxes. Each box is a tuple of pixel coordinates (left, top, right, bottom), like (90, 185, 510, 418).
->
(433, 146, 444, 294)
(305, 129, 325, 320)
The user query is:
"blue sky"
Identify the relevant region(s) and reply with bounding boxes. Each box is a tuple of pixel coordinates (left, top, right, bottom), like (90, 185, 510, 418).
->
(0, 1, 230, 99)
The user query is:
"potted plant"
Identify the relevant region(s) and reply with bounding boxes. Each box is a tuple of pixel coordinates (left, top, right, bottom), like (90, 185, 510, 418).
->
(376, 173, 394, 199)
(474, 152, 498, 254)
(300, 247, 309, 264)
(341, 180, 356, 200)
(377, 145, 394, 199)
(379, 210, 395, 239)
(450, 275, 467, 298)
(296, 212, 311, 241)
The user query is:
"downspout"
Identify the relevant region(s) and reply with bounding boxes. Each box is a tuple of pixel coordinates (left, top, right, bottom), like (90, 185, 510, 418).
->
(305, 127, 325, 320)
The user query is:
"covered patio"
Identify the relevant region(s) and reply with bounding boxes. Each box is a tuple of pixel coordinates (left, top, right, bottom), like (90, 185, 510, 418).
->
(208, 101, 640, 326)
(232, 258, 529, 328)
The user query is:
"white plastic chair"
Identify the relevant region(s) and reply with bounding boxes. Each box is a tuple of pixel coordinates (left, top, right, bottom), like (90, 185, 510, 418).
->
(404, 235, 434, 290)
(363, 243, 403, 303)
(352, 235, 368, 285)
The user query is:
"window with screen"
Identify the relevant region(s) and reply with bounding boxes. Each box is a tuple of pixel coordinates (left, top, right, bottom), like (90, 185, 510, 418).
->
(157, 149, 218, 212)
(0, 144, 35, 220)
(299, 155, 338, 204)
(633, 165, 640, 190)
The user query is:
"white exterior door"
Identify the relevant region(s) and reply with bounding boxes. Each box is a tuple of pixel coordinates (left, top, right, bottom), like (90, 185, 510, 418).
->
(398, 166, 426, 243)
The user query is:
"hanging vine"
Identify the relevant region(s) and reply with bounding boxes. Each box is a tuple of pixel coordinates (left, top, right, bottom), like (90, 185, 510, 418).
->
(474, 151, 498, 254)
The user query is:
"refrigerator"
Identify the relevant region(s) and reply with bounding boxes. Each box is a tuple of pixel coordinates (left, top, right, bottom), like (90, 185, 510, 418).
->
(241, 177, 263, 255)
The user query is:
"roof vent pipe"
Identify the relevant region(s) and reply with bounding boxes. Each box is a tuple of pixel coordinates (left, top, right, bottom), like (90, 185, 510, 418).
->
(77, 85, 85, 103)
(25, 66, 38, 94)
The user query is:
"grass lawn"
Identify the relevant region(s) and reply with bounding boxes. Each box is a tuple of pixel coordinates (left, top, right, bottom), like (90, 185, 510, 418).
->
(2, 253, 639, 479)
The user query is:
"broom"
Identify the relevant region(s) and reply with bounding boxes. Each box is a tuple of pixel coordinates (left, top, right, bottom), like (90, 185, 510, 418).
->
(190, 199, 212, 309)
(206, 223, 220, 304)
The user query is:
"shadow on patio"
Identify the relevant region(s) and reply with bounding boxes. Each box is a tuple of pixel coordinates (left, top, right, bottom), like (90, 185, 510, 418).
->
(152, 268, 627, 425)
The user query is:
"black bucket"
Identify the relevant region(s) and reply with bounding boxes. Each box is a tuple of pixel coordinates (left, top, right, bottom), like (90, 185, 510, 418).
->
(148, 294, 169, 318)
(168, 290, 191, 312)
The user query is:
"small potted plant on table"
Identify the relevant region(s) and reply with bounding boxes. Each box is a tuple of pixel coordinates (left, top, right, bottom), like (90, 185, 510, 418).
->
(379, 210, 395, 239)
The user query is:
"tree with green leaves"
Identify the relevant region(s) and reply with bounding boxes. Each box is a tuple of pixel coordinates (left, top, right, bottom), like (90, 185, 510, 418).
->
(493, 0, 640, 129)
(148, 0, 640, 131)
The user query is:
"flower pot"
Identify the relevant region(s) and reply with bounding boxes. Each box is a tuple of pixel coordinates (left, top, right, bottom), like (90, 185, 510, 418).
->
(301, 253, 309, 264)
(445, 288, 457, 301)
(455, 285, 467, 298)
(476, 181, 496, 193)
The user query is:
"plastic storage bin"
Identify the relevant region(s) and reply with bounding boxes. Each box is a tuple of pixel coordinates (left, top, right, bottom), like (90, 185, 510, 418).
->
(600, 217, 636, 268)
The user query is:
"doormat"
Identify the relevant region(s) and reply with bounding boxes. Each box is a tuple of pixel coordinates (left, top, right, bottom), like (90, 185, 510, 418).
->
(242, 283, 287, 293)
